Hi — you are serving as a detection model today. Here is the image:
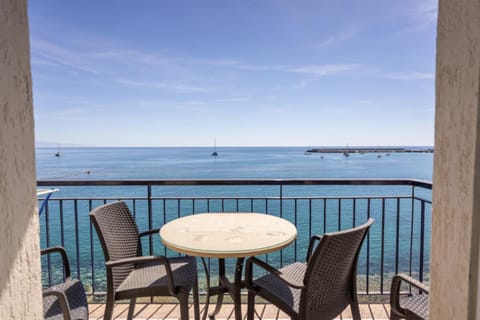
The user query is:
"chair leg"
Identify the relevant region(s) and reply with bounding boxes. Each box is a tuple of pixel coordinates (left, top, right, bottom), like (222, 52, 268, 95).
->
(104, 292, 115, 320)
(178, 293, 190, 320)
(193, 277, 200, 320)
(389, 311, 403, 320)
(127, 298, 136, 320)
(351, 302, 361, 320)
(247, 291, 255, 320)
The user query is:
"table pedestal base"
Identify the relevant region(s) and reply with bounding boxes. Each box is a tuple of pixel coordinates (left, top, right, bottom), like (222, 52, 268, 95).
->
(202, 257, 245, 320)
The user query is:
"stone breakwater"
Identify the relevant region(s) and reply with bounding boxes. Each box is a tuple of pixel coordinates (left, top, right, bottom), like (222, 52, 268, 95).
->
(305, 147, 434, 154)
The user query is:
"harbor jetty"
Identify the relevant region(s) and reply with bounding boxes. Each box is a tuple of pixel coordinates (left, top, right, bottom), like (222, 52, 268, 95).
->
(305, 147, 434, 154)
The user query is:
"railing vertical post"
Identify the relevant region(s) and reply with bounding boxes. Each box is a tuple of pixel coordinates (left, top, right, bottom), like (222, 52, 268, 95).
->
(280, 183, 283, 218)
(352, 198, 356, 227)
(148, 184, 153, 255)
(409, 185, 415, 278)
(395, 198, 400, 275)
(338, 198, 341, 231)
(45, 201, 51, 285)
(323, 198, 327, 234)
(59, 199, 64, 247)
(89, 199, 96, 294)
(294, 199, 298, 261)
(280, 183, 283, 267)
(366, 198, 371, 293)
(381, 198, 385, 294)
(74, 200, 80, 280)
(419, 201, 426, 283)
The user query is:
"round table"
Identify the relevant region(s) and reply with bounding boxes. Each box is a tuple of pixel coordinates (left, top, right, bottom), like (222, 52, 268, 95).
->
(160, 213, 297, 320)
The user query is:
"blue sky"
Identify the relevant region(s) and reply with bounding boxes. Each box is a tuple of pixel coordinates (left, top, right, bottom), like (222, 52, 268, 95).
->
(29, 1, 437, 147)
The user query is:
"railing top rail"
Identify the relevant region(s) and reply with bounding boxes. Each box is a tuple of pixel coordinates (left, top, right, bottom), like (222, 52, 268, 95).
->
(37, 178, 432, 189)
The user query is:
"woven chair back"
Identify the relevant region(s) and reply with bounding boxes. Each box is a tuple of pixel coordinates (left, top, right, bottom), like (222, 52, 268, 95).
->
(90, 201, 142, 290)
(300, 218, 374, 320)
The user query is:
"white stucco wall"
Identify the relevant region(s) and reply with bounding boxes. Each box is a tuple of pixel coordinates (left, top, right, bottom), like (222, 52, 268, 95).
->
(431, 0, 480, 319)
(0, 0, 42, 319)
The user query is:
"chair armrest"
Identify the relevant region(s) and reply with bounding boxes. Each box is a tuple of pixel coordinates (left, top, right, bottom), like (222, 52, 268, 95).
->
(245, 257, 305, 290)
(41, 246, 71, 279)
(43, 288, 72, 320)
(306, 235, 322, 262)
(106, 255, 176, 295)
(390, 273, 429, 316)
(138, 228, 161, 237)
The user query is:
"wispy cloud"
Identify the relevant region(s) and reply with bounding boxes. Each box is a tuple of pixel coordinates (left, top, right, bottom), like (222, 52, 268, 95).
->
(114, 78, 213, 93)
(393, 0, 438, 35)
(32, 37, 361, 82)
(292, 81, 308, 89)
(412, 0, 438, 24)
(214, 97, 250, 103)
(311, 30, 359, 49)
(288, 64, 361, 76)
(31, 39, 100, 74)
(383, 71, 434, 80)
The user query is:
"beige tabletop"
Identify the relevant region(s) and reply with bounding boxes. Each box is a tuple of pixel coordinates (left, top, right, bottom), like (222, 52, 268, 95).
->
(160, 213, 297, 258)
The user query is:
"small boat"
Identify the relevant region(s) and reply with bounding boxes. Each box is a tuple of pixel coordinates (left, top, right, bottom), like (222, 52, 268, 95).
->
(343, 144, 350, 157)
(55, 152, 61, 157)
(211, 139, 218, 157)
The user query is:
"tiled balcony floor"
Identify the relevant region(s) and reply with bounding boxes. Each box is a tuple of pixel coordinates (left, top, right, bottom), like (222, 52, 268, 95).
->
(88, 303, 391, 320)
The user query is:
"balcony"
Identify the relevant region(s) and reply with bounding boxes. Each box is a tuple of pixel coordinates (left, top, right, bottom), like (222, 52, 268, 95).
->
(37, 178, 432, 319)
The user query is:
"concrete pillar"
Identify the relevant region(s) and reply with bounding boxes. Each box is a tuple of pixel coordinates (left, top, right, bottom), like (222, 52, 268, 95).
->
(0, 0, 42, 319)
(431, 0, 480, 319)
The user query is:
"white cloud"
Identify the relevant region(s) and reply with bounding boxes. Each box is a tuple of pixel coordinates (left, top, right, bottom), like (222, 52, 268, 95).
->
(383, 72, 434, 80)
(288, 64, 360, 76)
(292, 81, 308, 89)
(412, 0, 438, 24)
(31, 39, 100, 74)
(214, 97, 250, 103)
(311, 29, 359, 49)
(113, 78, 213, 93)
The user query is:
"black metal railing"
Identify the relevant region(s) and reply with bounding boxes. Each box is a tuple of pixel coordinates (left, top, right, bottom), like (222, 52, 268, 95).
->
(37, 179, 432, 297)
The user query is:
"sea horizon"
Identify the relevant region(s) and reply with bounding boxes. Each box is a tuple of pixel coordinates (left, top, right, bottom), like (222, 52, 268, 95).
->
(36, 144, 435, 148)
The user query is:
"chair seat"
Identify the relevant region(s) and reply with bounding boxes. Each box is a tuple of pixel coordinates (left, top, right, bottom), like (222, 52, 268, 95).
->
(116, 256, 197, 300)
(43, 279, 89, 320)
(253, 262, 307, 316)
(400, 294, 429, 320)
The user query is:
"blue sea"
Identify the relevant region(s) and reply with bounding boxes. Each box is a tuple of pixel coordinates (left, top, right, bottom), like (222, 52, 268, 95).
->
(36, 147, 433, 294)
(36, 146, 433, 181)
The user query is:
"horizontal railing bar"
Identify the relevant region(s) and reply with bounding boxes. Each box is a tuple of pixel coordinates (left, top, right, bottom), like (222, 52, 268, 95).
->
(37, 178, 432, 188)
(413, 196, 432, 204)
(37, 195, 414, 201)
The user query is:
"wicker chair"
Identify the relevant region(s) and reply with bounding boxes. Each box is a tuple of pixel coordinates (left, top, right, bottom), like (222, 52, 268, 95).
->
(245, 218, 374, 320)
(90, 201, 200, 320)
(42, 246, 89, 320)
(390, 273, 429, 320)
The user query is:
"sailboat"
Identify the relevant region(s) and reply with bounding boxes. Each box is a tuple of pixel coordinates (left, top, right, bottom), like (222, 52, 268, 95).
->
(211, 139, 218, 157)
(343, 144, 350, 157)
(55, 145, 61, 157)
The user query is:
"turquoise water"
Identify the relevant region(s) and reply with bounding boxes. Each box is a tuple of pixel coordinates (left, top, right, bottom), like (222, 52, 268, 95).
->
(37, 146, 433, 181)
(36, 147, 433, 293)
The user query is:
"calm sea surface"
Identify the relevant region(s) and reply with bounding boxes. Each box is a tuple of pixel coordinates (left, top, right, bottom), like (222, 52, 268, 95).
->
(36, 147, 433, 292)
(36, 146, 433, 181)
